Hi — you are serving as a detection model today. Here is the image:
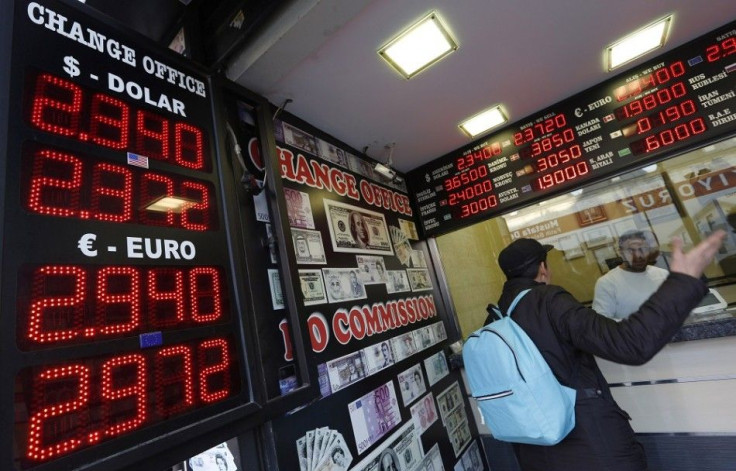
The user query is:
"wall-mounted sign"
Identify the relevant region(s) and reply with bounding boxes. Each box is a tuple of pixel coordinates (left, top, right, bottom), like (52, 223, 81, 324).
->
(0, 1, 251, 469)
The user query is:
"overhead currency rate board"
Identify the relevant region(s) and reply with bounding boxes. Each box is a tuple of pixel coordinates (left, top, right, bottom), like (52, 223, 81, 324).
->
(407, 19, 736, 238)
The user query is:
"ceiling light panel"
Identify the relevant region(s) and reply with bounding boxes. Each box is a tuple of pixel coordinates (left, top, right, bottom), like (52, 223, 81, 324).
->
(607, 16, 672, 71)
(459, 105, 508, 138)
(378, 12, 458, 79)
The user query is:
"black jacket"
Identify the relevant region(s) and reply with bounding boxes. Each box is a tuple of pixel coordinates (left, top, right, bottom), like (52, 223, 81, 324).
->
(490, 273, 706, 471)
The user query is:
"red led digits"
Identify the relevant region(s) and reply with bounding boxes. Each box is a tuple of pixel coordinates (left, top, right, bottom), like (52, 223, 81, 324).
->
(529, 129, 576, 159)
(96, 267, 141, 336)
(26, 72, 209, 171)
(27, 364, 90, 461)
(140, 172, 175, 227)
(448, 180, 493, 206)
(89, 94, 129, 149)
(458, 195, 498, 218)
(180, 181, 210, 231)
(30, 73, 82, 137)
(21, 338, 239, 464)
(443, 165, 489, 192)
(24, 146, 216, 229)
(634, 100, 697, 134)
(613, 61, 685, 102)
(101, 354, 148, 437)
(28, 266, 86, 344)
(148, 269, 186, 328)
(189, 268, 223, 323)
(630, 117, 707, 155)
(28, 150, 83, 218)
(706, 37, 736, 62)
(136, 110, 169, 161)
(456, 142, 502, 170)
(91, 163, 133, 222)
(155, 345, 195, 417)
(21, 265, 228, 349)
(536, 144, 582, 172)
(514, 114, 567, 146)
(199, 338, 232, 403)
(614, 82, 687, 120)
(533, 161, 590, 191)
(174, 122, 205, 170)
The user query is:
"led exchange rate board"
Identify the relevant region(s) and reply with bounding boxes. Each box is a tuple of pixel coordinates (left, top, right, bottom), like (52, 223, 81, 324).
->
(0, 1, 251, 470)
(407, 19, 736, 237)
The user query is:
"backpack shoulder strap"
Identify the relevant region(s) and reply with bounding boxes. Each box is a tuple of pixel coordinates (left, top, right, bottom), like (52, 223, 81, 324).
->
(505, 288, 532, 317)
(489, 305, 503, 321)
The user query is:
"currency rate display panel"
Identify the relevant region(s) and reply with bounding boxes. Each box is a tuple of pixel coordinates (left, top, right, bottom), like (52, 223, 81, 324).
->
(0, 1, 251, 470)
(407, 19, 736, 237)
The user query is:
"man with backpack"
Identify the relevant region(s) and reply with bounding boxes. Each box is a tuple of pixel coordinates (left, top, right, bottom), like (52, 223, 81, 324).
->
(480, 232, 724, 471)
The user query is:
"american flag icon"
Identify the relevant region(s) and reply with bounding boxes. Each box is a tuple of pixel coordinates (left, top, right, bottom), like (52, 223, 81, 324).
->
(127, 152, 150, 168)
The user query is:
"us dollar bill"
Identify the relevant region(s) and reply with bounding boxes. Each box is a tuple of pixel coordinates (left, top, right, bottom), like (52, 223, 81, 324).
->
(437, 381, 463, 424)
(324, 199, 393, 255)
(299, 269, 327, 306)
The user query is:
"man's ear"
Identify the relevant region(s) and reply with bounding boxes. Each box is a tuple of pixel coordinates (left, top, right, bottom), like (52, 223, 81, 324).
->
(536, 260, 549, 283)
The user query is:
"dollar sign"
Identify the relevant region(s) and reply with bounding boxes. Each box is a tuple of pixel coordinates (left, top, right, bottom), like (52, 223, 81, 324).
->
(63, 56, 80, 78)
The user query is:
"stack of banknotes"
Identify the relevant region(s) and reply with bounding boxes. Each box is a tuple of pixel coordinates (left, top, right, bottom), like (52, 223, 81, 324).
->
(296, 427, 353, 471)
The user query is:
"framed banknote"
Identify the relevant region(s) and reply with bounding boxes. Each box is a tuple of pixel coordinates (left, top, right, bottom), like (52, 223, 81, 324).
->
(350, 422, 422, 470)
(285, 187, 316, 229)
(324, 199, 393, 255)
(348, 381, 401, 454)
(298, 269, 328, 306)
(293, 228, 328, 265)
(410, 393, 438, 434)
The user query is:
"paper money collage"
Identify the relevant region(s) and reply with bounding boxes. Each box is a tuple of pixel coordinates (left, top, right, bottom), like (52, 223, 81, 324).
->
(319, 321, 447, 396)
(296, 427, 353, 471)
(274, 120, 408, 193)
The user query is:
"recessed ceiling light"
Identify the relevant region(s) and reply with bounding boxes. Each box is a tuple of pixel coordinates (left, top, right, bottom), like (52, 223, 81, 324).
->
(378, 12, 458, 79)
(459, 105, 508, 138)
(607, 16, 672, 71)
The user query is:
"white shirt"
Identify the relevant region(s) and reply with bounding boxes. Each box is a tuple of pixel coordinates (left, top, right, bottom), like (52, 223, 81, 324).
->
(592, 265, 669, 320)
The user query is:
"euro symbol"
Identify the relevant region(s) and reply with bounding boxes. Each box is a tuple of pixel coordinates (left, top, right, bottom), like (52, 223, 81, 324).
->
(574, 108, 584, 118)
(77, 233, 98, 257)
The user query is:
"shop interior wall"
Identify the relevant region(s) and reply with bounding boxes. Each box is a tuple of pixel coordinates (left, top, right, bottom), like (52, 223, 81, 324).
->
(435, 217, 603, 338)
(257, 110, 488, 471)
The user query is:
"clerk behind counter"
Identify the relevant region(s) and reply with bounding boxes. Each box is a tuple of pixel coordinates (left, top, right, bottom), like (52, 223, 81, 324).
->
(592, 230, 669, 320)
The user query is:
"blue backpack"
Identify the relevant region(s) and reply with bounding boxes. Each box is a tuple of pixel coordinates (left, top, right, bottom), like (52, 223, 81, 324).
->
(462, 289, 576, 445)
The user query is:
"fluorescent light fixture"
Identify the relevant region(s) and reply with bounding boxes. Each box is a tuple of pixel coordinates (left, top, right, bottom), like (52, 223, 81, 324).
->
(374, 162, 397, 180)
(145, 196, 196, 213)
(459, 105, 507, 138)
(378, 12, 458, 79)
(607, 16, 672, 70)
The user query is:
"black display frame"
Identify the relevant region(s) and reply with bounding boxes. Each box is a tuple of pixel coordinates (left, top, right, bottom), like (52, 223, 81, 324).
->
(0, 1, 265, 470)
(209, 75, 322, 414)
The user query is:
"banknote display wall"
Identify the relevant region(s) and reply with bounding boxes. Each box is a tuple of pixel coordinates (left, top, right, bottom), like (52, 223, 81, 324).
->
(256, 111, 488, 471)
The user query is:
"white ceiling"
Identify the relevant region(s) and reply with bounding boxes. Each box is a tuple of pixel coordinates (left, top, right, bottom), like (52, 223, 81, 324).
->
(225, 0, 736, 173)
